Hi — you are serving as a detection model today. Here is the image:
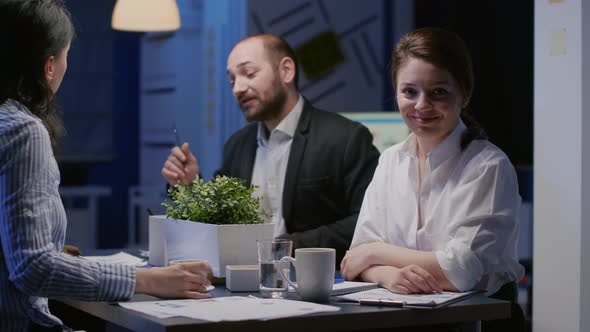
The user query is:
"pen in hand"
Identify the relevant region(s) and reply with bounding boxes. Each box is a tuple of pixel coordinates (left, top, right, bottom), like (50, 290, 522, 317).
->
(173, 124, 182, 148)
(172, 125, 188, 183)
(173, 124, 186, 167)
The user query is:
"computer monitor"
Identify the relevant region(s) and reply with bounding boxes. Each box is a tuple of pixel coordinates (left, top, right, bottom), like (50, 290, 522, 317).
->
(339, 112, 409, 152)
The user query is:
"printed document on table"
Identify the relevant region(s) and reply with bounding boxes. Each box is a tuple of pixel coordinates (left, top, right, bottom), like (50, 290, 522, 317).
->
(331, 281, 379, 296)
(336, 288, 478, 308)
(119, 296, 340, 321)
(116, 301, 178, 319)
(289, 281, 379, 295)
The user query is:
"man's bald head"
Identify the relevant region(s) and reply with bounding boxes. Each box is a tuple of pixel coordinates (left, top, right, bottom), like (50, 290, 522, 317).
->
(237, 34, 299, 88)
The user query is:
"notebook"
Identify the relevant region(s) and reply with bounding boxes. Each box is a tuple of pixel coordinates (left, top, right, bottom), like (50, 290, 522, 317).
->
(336, 288, 479, 308)
(331, 281, 379, 296)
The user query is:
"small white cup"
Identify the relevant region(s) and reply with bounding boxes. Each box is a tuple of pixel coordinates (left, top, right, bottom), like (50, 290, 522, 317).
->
(279, 248, 335, 302)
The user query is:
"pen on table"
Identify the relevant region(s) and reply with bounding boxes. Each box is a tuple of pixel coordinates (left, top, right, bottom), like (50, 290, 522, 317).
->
(359, 298, 404, 307)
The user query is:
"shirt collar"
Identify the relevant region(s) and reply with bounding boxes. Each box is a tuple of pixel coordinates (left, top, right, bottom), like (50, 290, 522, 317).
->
(399, 120, 466, 169)
(257, 94, 304, 146)
(6, 98, 34, 116)
(428, 120, 466, 169)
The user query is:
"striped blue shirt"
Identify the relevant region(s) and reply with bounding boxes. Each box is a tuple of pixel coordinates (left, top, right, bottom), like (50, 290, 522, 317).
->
(0, 99, 136, 331)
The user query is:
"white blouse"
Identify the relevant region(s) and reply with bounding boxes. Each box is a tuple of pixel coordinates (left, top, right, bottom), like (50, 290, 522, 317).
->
(351, 121, 524, 295)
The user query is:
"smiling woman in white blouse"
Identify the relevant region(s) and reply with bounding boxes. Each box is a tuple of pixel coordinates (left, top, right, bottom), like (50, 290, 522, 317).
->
(340, 27, 524, 299)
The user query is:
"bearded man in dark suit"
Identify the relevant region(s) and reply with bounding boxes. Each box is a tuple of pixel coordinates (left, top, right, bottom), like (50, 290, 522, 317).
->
(162, 34, 379, 265)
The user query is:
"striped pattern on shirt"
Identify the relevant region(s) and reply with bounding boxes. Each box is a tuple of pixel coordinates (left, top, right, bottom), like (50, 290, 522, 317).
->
(0, 99, 136, 331)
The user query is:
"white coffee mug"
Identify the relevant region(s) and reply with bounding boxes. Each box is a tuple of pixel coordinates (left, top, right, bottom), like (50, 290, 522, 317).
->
(279, 248, 335, 302)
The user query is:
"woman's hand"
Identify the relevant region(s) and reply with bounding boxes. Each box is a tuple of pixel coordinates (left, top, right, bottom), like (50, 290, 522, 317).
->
(341, 242, 385, 280)
(135, 261, 212, 299)
(371, 265, 442, 294)
(63, 244, 82, 256)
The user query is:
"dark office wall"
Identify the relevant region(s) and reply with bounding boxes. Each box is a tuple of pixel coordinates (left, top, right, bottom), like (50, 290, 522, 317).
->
(58, 1, 140, 248)
(414, 0, 534, 169)
(88, 32, 140, 248)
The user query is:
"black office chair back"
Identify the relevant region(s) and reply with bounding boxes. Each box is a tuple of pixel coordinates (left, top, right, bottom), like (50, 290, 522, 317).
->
(482, 282, 526, 332)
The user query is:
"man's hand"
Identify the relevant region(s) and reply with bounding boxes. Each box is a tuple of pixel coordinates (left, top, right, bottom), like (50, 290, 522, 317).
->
(135, 261, 212, 299)
(161, 143, 199, 185)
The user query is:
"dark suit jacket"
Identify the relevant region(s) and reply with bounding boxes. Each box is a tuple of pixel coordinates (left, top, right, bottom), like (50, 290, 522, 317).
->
(216, 100, 380, 264)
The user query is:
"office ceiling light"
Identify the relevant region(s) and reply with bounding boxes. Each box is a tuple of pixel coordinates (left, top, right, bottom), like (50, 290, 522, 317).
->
(111, 0, 181, 32)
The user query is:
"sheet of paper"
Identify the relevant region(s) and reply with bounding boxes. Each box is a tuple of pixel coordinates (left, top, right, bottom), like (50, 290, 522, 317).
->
(119, 296, 340, 321)
(117, 301, 178, 319)
(289, 281, 379, 295)
(337, 288, 476, 306)
(82, 252, 146, 266)
(332, 281, 379, 295)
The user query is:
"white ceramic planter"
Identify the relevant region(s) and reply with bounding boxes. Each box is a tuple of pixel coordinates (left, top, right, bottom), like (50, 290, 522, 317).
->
(148, 215, 274, 277)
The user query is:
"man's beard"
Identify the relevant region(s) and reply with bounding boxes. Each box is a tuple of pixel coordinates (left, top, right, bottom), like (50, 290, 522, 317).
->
(242, 82, 287, 122)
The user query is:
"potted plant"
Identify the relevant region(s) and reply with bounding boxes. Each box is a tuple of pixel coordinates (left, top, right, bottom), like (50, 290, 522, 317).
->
(149, 176, 274, 277)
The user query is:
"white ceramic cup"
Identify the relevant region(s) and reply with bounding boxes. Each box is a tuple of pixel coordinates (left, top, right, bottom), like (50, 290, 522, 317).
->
(279, 248, 335, 302)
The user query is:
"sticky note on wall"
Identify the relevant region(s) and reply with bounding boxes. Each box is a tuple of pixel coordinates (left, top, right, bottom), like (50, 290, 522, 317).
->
(549, 27, 567, 56)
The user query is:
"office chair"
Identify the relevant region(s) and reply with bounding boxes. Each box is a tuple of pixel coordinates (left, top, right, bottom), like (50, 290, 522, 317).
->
(482, 282, 526, 332)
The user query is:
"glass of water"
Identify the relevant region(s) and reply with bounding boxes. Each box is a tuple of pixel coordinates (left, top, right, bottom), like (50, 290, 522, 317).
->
(256, 239, 293, 298)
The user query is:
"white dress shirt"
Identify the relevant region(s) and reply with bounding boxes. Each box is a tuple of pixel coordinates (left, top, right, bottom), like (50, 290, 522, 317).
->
(351, 121, 524, 295)
(251, 95, 304, 237)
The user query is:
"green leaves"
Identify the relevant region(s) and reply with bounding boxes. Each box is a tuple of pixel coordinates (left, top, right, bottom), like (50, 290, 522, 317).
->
(162, 175, 270, 225)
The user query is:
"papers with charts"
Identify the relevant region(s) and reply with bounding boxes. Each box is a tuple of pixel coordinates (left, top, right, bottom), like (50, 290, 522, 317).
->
(119, 296, 340, 321)
(337, 288, 479, 308)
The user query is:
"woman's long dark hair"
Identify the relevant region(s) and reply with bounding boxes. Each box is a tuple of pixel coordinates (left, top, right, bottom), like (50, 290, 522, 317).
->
(391, 27, 487, 150)
(0, 0, 75, 154)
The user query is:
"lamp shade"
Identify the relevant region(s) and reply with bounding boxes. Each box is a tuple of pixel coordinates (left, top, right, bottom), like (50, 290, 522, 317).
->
(111, 0, 181, 32)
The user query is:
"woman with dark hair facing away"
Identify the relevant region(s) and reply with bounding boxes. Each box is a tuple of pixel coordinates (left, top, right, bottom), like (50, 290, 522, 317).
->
(341, 27, 523, 300)
(0, 1, 212, 331)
